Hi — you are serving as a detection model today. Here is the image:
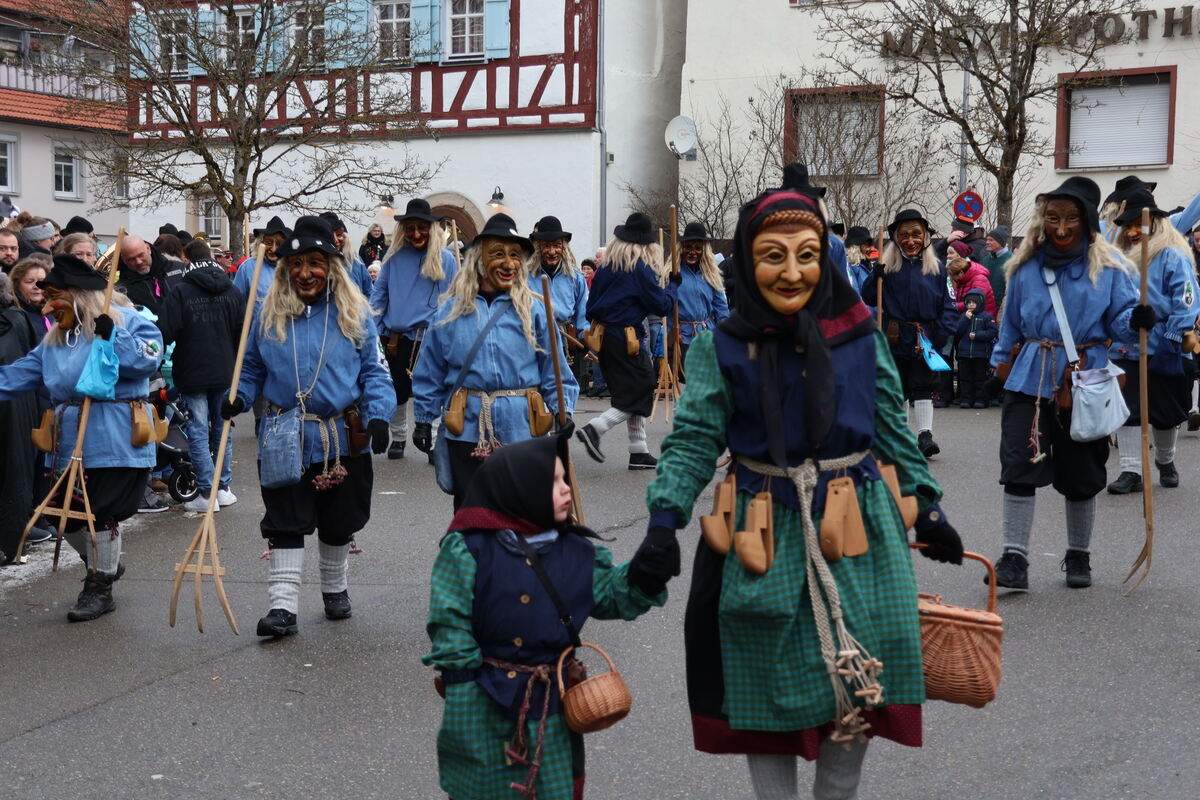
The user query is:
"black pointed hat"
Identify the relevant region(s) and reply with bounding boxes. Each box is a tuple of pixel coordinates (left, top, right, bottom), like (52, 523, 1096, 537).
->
(529, 215, 572, 242)
(274, 216, 341, 258)
(613, 212, 655, 245)
(394, 198, 439, 223)
(1037, 176, 1101, 234)
(887, 209, 930, 239)
(1113, 189, 1169, 226)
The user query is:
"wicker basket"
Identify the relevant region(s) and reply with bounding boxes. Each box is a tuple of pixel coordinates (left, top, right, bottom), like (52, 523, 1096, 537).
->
(556, 642, 632, 734)
(910, 545, 1004, 708)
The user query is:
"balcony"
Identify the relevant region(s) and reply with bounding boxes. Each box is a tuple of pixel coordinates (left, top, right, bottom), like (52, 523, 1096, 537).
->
(0, 61, 122, 102)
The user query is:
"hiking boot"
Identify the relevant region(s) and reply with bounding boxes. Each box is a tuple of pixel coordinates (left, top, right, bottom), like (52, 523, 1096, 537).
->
(917, 431, 940, 458)
(576, 424, 605, 463)
(1107, 471, 1143, 494)
(1061, 549, 1092, 588)
(256, 608, 298, 637)
(628, 452, 658, 471)
(1156, 460, 1179, 488)
(387, 441, 405, 460)
(985, 551, 1029, 591)
(322, 590, 352, 620)
(67, 571, 116, 622)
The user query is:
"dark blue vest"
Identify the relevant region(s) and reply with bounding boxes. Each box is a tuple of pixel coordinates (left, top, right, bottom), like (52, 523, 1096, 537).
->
(461, 531, 597, 720)
(713, 328, 881, 514)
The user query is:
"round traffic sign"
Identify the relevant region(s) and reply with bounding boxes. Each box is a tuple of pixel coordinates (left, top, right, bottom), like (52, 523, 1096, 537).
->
(954, 191, 984, 221)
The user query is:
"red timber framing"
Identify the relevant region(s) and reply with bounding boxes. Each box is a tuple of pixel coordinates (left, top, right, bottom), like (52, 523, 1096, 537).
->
(128, 0, 599, 139)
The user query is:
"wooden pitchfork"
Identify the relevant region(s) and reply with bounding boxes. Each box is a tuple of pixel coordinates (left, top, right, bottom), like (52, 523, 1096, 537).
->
(14, 228, 126, 570)
(169, 244, 266, 633)
(1124, 208, 1154, 594)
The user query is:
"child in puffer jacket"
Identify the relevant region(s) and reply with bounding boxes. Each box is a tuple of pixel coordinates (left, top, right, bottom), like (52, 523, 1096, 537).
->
(955, 288, 998, 408)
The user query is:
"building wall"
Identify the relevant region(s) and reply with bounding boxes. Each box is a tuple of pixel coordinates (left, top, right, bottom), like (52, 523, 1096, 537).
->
(0, 119, 128, 240)
(680, 1, 1200, 233)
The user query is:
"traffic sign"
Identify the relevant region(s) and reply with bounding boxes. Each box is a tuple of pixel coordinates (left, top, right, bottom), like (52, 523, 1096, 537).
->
(954, 191, 984, 221)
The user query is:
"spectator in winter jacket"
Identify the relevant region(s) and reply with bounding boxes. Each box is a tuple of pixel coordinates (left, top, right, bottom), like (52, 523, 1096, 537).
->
(158, 241, 246, 511)
(935, 215, 988, 263)
(117, 235, 183, 315)
(947, 240, 997, 314)
(980, 226, 1012, 307)
(359, 224, 388, 266)
(954, 288, 998, 408)
(0, 229, 22, 273)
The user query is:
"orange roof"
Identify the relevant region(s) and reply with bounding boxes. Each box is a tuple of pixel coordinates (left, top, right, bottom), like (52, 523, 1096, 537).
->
(0, 0, 118, 22)
(0, 87, 126, 131)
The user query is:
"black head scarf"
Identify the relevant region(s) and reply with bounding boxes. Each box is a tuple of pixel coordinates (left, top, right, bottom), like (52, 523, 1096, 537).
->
(719, 163, 875, 466)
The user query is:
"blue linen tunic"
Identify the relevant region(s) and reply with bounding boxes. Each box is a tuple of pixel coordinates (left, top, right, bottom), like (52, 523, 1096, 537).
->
(540, 267, 589, 333)
(0, 305, 162, 469)
(236, 296, 396, 465)
(1108, 246, 1197, 360)
(991, 251, 1138, 399)
(860, 254, 958, 356)
(411, 295, 578, 445)
(369, 246, 458, 337)
(233, 257, 275, 303)
(669, 266, 730, 345)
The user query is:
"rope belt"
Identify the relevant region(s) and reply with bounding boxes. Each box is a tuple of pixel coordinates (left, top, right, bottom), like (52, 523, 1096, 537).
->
(1021, 338, 1105, 463)
(737, 451, 884, 743)
(268, 401, 347, 490)
(482, 655, 582, 799)
(466, 387, 536, 458)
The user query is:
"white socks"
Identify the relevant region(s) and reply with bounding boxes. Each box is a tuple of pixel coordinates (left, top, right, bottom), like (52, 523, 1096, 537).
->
(318, 542, 350, 594)
(590, 407, 630, 436)
(914, 398, 933, 434)
(268, 547, 304, 614)
(1153, 426, 1177, 465)
(747, 738, 869, 800)
(1116, 426, 1142, 475)
(627, 415, 649, 454)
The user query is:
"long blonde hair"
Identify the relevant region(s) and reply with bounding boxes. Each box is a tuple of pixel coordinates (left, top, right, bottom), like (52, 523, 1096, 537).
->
(604, 238, 664, 277)
(846, 244, 870, 267)
(881, 237, 940, 276)
(1116, 216, 1197, 270)
(1008, 198, 1132, 284)
(383, 220, 449, 282)
(258, 253, 370, 346)
(44, 288, 134, 347)
(692, 243, 724, 292)
(438, 243, 541, 351)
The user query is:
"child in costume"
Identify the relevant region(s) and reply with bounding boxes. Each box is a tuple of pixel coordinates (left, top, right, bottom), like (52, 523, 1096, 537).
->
(645, 164, 964, 800)
(425, 431, 671, 800)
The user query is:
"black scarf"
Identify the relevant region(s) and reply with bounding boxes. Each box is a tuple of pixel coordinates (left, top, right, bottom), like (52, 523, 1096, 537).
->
(719, 180, 874, 467)
(1041, 235, 1088, 272)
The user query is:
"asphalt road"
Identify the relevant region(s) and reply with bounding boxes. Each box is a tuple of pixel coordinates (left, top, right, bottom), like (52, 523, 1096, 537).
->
(2, 399, 1198, 799)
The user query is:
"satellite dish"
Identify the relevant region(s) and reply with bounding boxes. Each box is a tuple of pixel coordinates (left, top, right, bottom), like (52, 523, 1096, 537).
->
(665, 115, 698, 158)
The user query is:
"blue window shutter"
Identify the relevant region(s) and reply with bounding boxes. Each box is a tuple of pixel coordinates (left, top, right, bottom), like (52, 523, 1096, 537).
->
(484, 0, 510, 60)
(329, 0, 372, 70)
(128, 13, 154, 80)
(190, 9, 214, 77)
(409, 0, 441, 63)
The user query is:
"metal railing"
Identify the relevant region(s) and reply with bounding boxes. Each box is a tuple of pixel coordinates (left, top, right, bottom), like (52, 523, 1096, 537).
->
(0, 62, 122, 102)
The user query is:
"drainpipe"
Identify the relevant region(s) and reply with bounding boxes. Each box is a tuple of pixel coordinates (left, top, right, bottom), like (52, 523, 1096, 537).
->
(597, 0, 608, 247)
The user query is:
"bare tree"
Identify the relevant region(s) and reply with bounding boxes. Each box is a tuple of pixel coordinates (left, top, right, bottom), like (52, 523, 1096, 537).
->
(52, 0, 439, 249)
(812, 0, 1139, 225)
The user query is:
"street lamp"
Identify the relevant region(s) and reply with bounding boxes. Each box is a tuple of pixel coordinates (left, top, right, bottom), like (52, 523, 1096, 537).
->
(488, 186, 504, 208)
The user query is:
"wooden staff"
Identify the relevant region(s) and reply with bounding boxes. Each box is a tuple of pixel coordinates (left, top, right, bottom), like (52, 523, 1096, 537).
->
(242, 212, 251, 260)
(16, 229, 126, 569)
(669, 205, 683, 388)
(169, 244, 266, 633)
(1124, 207, 1154, 594)
(541, 274, 586, 525)
(876, 225, 886, 328)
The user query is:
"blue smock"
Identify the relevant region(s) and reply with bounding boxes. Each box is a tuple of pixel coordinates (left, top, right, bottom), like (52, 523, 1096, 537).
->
(539, 266, 589, 333)
(586, 261, 678, 334)
(669, 266, 730, 345)
(369, 246, 459, 337)
(233, 257, 275, 303)
(1109, 246, 1198, 360)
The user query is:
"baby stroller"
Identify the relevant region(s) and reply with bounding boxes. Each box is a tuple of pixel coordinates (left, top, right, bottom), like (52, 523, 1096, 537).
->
(151, 386, 200, 504)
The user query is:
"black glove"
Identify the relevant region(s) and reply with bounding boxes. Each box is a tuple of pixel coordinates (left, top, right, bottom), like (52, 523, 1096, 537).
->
(628, 527, 681, 595)
(914, 513, 964, 566)
(1131, 304, 1158, 331)
(93, 314, 114, 341)
(555, 415, 575, 438)
(219, 394, 245, 420)
(871, 263, 887, 284)
(413, 421, 433, 453)
(669, 270, 683, 285)
(368, 419, 389, 454)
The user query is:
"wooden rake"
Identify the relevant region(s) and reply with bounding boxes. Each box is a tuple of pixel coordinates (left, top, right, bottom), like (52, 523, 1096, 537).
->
(169, 245, 266, 633)
(14, 228, 126, 571)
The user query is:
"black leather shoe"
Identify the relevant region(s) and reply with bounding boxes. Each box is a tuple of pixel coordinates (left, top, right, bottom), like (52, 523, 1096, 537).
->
(322, 590, 352, 620)
(387, 441, 405, 460)
(917, 431, 940, 458)
(1189, 411, 1200, 432)
(1156, 460, 1179, 488)
(628, 452, 658, 471)
(67, 572, 116, 622)
(256, 608, 298, 637)
(1061, 549, 1092, 588)
(1107, 471, 1143, 494)
(985, 551, 1029, 591)
(576, 424, 605, 463)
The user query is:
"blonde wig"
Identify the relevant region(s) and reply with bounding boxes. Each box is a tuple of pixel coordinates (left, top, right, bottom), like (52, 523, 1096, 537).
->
(846, 244, 870, 267)
(44, 288, 134, 347)
(604, 238, 664, 283)
(383, 219, 450, 282)
(438, 242, 541, 352)
(1007, 198, 1133, 284)
(1116, 216, 1197, 270)
(692, 244, 725, 292)
(258, 253, 370, 346)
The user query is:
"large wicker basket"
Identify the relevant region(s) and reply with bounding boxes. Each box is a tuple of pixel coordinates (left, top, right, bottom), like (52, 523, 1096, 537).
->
(910, 545, 1004, 708)
(556, 642, 632, 734)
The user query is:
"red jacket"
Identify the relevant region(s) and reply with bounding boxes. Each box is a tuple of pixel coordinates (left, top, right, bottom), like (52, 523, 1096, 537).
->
(952, 262, 997, 315)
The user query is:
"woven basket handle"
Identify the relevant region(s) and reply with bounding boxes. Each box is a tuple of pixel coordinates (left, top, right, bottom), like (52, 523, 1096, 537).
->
(909, 543, 998, 613)
(556, 641, 617, 695)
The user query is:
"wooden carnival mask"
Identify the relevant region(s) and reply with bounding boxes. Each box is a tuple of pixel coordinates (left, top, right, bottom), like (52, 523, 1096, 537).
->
(752, 223, 822, 316)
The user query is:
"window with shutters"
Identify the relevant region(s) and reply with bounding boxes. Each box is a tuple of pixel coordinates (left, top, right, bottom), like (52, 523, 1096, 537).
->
(293, 8, 326, 70)
(159, 15, 189, 77)
(445, 0, 484, 59)
(199, 197, 224, 240)
(1057, 67, 1176, 169)
(785, 87, 884, 177)
(375, 1, 412, 63)
(221, 11, 257, 68)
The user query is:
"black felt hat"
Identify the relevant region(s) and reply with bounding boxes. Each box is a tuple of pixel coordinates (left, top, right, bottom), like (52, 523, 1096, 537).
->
(252, 216, 291, 239)
(613, 212, 655, 245)
(1104, 175, 1158, 206)
(1113, 189, 1169, 226)
(62, 216, 93, 236)
(529, 215, 573, 242)
(158, 223, 179, 236)
(319, 211, 348, 232)
(678, 221, 716, 243)
(38, 254, 107, 292)
(844, 226, 871, 247)
(470, 213, 533, 254)
(830, 222, 846, 238)
(781, 163, 827, 198)
(394, 198, 439, 223)
(1037, 176, 1101, 234)
(274, 216, 341, 258)
(887, 209, 930, 239)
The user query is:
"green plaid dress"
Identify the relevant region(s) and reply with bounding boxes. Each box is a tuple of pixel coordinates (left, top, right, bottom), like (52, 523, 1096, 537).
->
(424, 533, 665, 800)
(647, 330, 936, 742)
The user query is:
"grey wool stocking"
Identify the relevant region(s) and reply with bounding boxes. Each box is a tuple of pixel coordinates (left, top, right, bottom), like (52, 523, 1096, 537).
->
(318, 542, 350, 594)
(1002, 493, 1036, 557)
(267, 547, 304, 614)
(812, 736, 869, 800)
(1065, 497, 1095, 553)
(747, 753, 799, 800)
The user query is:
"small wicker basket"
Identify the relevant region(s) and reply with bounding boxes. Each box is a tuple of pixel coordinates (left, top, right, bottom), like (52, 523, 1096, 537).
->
(910, 545, 1004, 708)
(556, 642, 632, 734)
